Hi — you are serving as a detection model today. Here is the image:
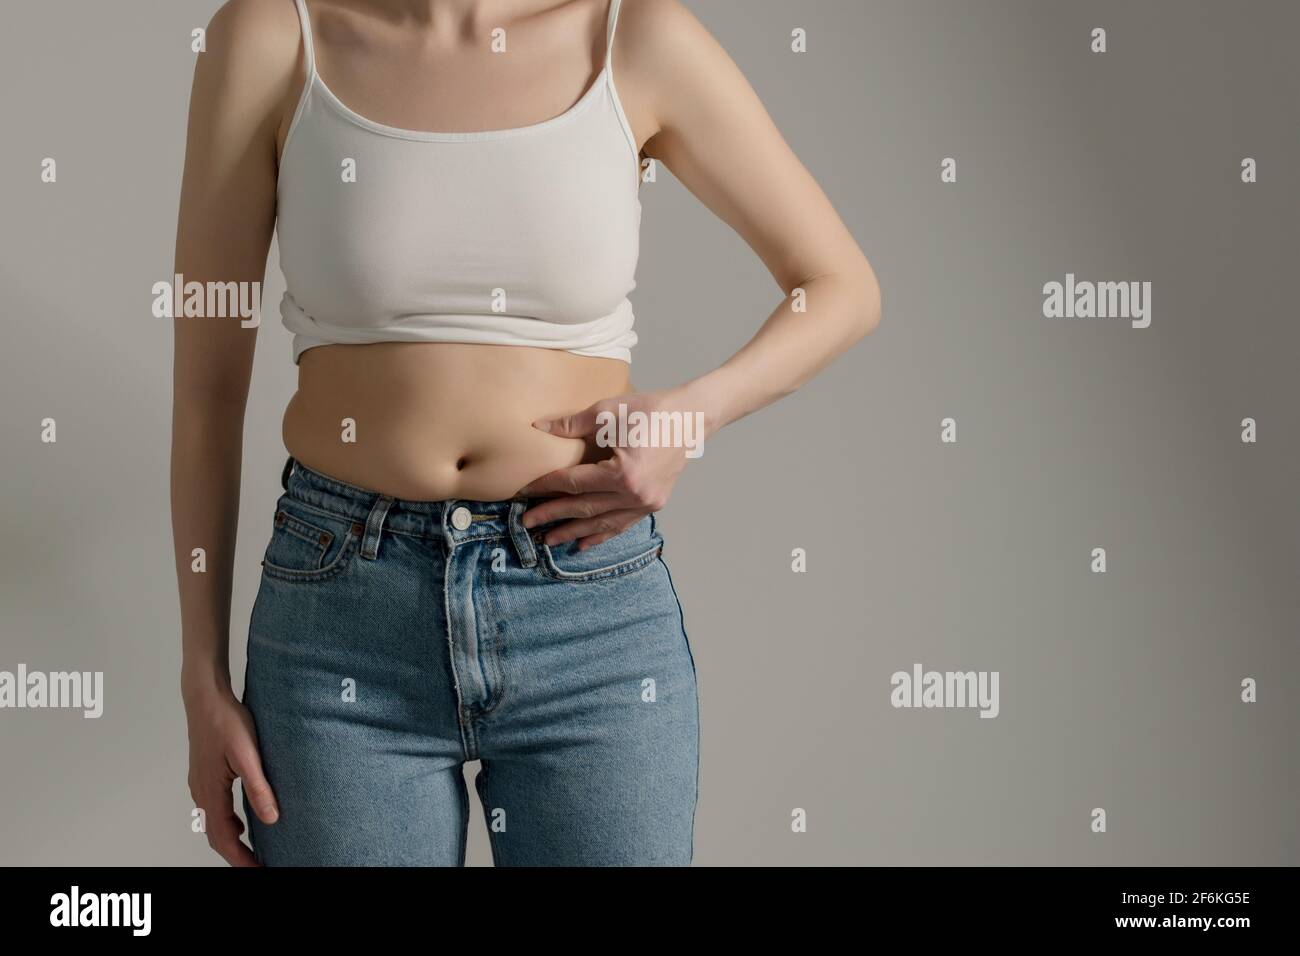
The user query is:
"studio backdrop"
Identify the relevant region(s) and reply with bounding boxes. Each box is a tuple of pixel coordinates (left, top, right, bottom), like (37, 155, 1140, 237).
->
(1, 0, 1296, 865)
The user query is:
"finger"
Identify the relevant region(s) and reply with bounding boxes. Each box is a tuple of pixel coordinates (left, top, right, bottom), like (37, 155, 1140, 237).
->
(201, 797, 260, 867)
(520, 492, 625, 529)
(518, 461, 619, 500)
(215, 826, 259, 867)
(228, 746, 279, 825)
(540, 510, 644, 547)
(576, 531, 619, 551)
(532, 403, 605, 439)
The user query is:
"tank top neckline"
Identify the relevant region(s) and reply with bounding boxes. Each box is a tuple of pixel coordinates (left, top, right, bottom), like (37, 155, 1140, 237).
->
(309, 62, 614, 144)
(287, 0, 628, 146)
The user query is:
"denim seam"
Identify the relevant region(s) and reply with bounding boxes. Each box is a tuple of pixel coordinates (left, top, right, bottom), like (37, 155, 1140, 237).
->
(457, 531, 508, 545)
(383, 526, 505, 544)
(283, 496, 511, 545)
(442, 548, 471, 760)
(277, 496, 364, 527)
(657, 552, 699, 865)
(288, 463, 392, 500)
(475, 556, 509, 716)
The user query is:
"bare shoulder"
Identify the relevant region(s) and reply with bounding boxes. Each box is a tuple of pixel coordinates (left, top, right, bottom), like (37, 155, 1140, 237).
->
(616, 0, 716, 58)
(612, 0, 748, 139)
(191, 0, 304, 126)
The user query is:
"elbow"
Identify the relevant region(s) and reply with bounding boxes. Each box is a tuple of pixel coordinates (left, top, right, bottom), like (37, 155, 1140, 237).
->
(862, 274, 883, 338)
(848, 265, 882, 344)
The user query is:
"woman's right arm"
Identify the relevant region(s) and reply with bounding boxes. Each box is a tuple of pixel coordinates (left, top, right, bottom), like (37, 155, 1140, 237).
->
(171, 0, 300, 866)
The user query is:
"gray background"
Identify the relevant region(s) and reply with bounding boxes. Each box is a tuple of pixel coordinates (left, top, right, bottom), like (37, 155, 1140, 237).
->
(1, 0, 1297, 865)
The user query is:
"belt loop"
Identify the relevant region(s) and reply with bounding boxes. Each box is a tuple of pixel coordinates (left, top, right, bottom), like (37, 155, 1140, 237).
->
(280, 456, 297, 492)
(508, 499, 539, 569)
(360, 494, 394, 560)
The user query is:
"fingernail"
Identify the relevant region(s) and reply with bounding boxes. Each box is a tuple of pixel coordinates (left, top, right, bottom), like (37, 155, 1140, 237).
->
(532, 420, 551, 433)
(262, 805, 279, 824)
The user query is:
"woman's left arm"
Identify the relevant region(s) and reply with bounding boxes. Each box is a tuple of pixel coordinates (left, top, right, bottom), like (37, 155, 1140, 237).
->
(521, 0, 882, 547)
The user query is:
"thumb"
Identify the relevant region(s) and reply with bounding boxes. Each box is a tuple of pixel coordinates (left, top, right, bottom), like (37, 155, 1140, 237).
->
(230, 745, 279, 825)
(533, 403, 607, 439)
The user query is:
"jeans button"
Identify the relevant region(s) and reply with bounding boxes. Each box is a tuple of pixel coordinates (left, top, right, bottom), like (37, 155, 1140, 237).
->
(450, 506, 472, 531)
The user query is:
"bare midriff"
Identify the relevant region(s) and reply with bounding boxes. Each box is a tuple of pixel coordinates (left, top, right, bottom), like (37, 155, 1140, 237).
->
(282, 342, 632, 502)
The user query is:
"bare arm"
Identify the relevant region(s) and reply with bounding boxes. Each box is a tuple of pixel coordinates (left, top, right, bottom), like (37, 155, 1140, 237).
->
(171, 0, 299, 865)
(629, 0, 881, 429)
(522, 0, 881, 543)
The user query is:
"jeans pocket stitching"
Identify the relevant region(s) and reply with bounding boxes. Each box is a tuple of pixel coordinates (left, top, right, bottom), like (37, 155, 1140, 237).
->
(537, 541, 663, 583)
(276, 510, 335, 556)
(262, 526, 361, 583)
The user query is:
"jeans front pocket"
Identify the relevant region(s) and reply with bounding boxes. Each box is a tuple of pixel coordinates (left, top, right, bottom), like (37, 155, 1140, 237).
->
(260, 498, 362, 583)
(536, 515, 664, 583)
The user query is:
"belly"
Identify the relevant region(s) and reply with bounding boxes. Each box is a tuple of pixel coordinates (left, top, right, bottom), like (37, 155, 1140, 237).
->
(283, 343, 632, 501)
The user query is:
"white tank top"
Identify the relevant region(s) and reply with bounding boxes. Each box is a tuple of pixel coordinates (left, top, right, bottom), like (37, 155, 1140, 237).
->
(277, 0, 642, 364)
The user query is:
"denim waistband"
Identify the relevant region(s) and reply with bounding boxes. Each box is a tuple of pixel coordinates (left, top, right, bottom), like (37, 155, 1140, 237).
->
(279, 456, 545, 566)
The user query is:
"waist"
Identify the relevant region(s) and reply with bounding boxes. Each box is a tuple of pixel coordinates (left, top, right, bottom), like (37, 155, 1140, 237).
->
(282, 341, 631, 501)
(278, 456, 540, 540)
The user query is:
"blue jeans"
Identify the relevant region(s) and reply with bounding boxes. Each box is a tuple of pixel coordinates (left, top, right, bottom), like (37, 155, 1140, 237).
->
(241, 458, 699, 866)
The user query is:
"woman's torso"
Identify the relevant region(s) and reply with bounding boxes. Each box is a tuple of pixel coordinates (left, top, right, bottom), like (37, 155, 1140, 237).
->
(273, 0, 646, 501)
